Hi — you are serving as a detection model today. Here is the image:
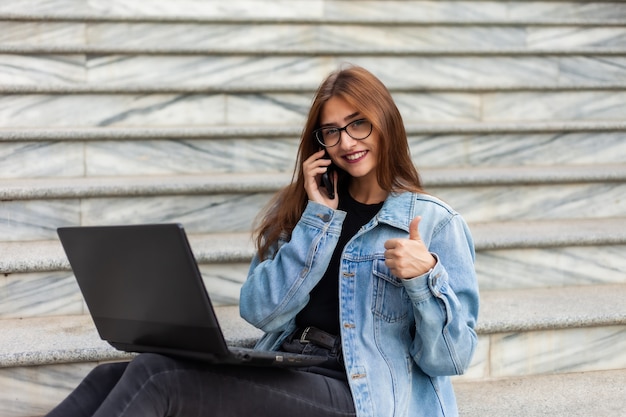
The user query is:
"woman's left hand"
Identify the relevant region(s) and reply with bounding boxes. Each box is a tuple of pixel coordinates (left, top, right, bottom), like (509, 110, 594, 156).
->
(384, 216, 436, 279)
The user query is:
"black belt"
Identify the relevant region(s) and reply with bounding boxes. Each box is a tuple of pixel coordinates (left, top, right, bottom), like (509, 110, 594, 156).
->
(295, 326, 338, 350)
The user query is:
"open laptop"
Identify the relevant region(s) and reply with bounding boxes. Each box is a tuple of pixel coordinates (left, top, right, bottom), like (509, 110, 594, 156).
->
(57, 223, 326, 367)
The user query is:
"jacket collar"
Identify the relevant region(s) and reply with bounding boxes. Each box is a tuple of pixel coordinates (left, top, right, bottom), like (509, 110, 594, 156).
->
(373, 192, 414, 233)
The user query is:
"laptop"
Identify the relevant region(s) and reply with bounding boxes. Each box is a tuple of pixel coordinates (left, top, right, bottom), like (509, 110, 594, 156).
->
(57, 223, 326, 367)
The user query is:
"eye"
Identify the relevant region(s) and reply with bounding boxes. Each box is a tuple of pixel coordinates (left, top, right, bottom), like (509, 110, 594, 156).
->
(351, 119, 364, 127)
(323, 127, 339, 138)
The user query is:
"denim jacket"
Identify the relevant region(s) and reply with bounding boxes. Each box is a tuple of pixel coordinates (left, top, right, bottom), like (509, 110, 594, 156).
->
(240, 191, 479, 417)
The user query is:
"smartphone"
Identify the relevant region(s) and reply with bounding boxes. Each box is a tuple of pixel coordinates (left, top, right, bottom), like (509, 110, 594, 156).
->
(321, 152, 336, 199)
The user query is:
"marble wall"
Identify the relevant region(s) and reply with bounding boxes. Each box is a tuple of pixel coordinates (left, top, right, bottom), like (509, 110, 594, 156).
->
(2, 180, 625, 241)
(2, 132, 625, 180)
(0, 263, 251, 319)
(1, 91, 625, 128)
(3, 54, 626, 88)
(476, 245, 626, 291)
(5, 244, 626, 320)
(1, 21, 625, 53)
(0, 193, 270, 241)
(460, 325, 626, 381)
(1, 2, 625, 416)
(2, 1, 626, 22)
(0, 362, 98, 417)
(0, 271, 85, 319)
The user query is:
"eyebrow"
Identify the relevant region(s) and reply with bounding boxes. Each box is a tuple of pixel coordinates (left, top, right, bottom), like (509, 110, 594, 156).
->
(320, 111, 361, 127)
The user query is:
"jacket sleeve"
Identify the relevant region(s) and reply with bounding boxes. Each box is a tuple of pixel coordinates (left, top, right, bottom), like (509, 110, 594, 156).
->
(239, 201, 345, 333)
(402, 213, 479, 376)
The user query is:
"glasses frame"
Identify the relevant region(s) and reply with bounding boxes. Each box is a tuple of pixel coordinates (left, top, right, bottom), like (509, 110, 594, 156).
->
(313, 118, 373, 148)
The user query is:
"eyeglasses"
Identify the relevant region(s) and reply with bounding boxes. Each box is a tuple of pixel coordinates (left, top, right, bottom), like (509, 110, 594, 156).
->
(313, 119, 373, 148)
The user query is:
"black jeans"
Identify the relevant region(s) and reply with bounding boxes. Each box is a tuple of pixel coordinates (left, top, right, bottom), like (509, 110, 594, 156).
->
(45, 353, 355, 417)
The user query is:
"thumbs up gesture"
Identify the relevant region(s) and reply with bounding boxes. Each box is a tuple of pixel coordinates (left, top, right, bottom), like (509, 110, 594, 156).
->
(384, 216, 436, 279)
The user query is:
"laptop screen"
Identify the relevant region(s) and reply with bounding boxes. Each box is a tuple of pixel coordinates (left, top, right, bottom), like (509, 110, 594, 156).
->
(58, 224, 229, 355)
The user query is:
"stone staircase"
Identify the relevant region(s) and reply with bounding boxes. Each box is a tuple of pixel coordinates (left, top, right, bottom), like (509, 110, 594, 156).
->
(1, 1, 626, 416)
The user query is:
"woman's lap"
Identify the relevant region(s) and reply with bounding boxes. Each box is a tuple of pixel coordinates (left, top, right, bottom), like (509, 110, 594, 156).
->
(47, 353, 355, 417)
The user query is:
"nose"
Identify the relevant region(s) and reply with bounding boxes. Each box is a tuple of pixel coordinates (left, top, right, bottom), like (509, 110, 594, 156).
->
(338, 129, 358, 149)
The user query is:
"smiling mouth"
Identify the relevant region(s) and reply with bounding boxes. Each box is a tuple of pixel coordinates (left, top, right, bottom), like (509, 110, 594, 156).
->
(345, 150, 367, 162)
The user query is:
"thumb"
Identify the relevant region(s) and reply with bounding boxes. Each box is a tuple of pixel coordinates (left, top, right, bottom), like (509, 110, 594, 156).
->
(409, 216, 422, 241)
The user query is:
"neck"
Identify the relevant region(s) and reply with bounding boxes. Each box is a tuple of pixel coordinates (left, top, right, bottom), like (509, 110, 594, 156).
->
(348, 178, 388, 204)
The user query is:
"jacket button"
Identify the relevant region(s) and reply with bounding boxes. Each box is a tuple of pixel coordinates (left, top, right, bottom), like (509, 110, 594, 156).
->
(316, 213, 332, 222)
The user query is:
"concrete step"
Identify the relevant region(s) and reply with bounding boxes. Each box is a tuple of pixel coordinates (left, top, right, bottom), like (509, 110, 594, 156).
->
(0, 309, 259, 417)
(0, 2, 623, 414)
(3, 56, 626, 89)
(3, 0, 625, 24)
(454, 369, 626, 417)
(1, 218, 625, 319)
(2, 89, 624, 128)
(0, 284, 621, 360)
(3, 120, 626, 141)
(466, 284, 626, 379)
(0, 232, 256, 318)
(472, 218, 626, 291)
(5, 285, 626, 375)
(3, 165, 626, 199)
(1, 166, 625, 241)
(2, 122, 625, 179)
(0, 88, 626, 129)
(2, 19, 625, 54)
(1, 284, 625, 416)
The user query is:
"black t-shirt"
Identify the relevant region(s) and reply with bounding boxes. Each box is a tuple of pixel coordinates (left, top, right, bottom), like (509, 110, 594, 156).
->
(295, 186, 384, 335)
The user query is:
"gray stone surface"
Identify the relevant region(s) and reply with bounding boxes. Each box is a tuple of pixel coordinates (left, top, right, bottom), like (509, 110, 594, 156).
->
(2, 217, 626, 273)
(0, 306, 261, 369)
(454, 369, 626, 417)
(478, 284, 626, 333)
(2, 285, 625, 369)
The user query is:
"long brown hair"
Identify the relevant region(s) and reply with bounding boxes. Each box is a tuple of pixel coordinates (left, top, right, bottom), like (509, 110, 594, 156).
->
(254, 65, 424, 259)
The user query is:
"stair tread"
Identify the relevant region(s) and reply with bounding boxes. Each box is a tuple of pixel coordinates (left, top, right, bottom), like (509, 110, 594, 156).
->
(0, 172, 291, 200)
(3, 10, 624, 26)
(479, 284, 626, 333)
(1, 2, 624, 414)
(2, 164, 626, 200)
(2, 217, 626, 273)
(3, 0, 625, 25)
(0, 306, 261, 369)
(3, 45, 626, 56)
(0, 232, 256, 273)
(470, 217, 626, 249)
(1, 285, 625, 369)
(454, 369, 626, 417)
(2, 121, 625, 141)
(3, 82, 626, 94)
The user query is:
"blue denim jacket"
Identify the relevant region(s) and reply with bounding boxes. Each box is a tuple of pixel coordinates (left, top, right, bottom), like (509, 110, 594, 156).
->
(240, 191, 479, 417)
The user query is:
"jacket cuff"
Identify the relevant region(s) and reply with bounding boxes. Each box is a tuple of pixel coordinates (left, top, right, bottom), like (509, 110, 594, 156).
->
(401, 253, 446, 302)
(301, 200, 346, 232)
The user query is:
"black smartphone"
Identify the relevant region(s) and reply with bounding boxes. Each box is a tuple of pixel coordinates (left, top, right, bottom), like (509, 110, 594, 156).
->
(321, 152, 336, 199)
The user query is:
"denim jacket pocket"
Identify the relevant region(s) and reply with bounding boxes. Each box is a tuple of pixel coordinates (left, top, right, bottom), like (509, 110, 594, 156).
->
(371, 258, 411, 322)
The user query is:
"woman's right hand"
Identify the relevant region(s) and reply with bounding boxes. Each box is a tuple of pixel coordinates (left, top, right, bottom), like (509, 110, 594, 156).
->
(303, 149, 338, 209)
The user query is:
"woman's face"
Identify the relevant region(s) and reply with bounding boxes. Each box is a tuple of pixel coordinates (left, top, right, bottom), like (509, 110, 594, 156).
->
(319, 96, 380, 187)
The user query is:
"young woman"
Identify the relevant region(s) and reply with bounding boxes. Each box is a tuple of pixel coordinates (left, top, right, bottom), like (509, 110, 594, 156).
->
(46, 65, 478, 417)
